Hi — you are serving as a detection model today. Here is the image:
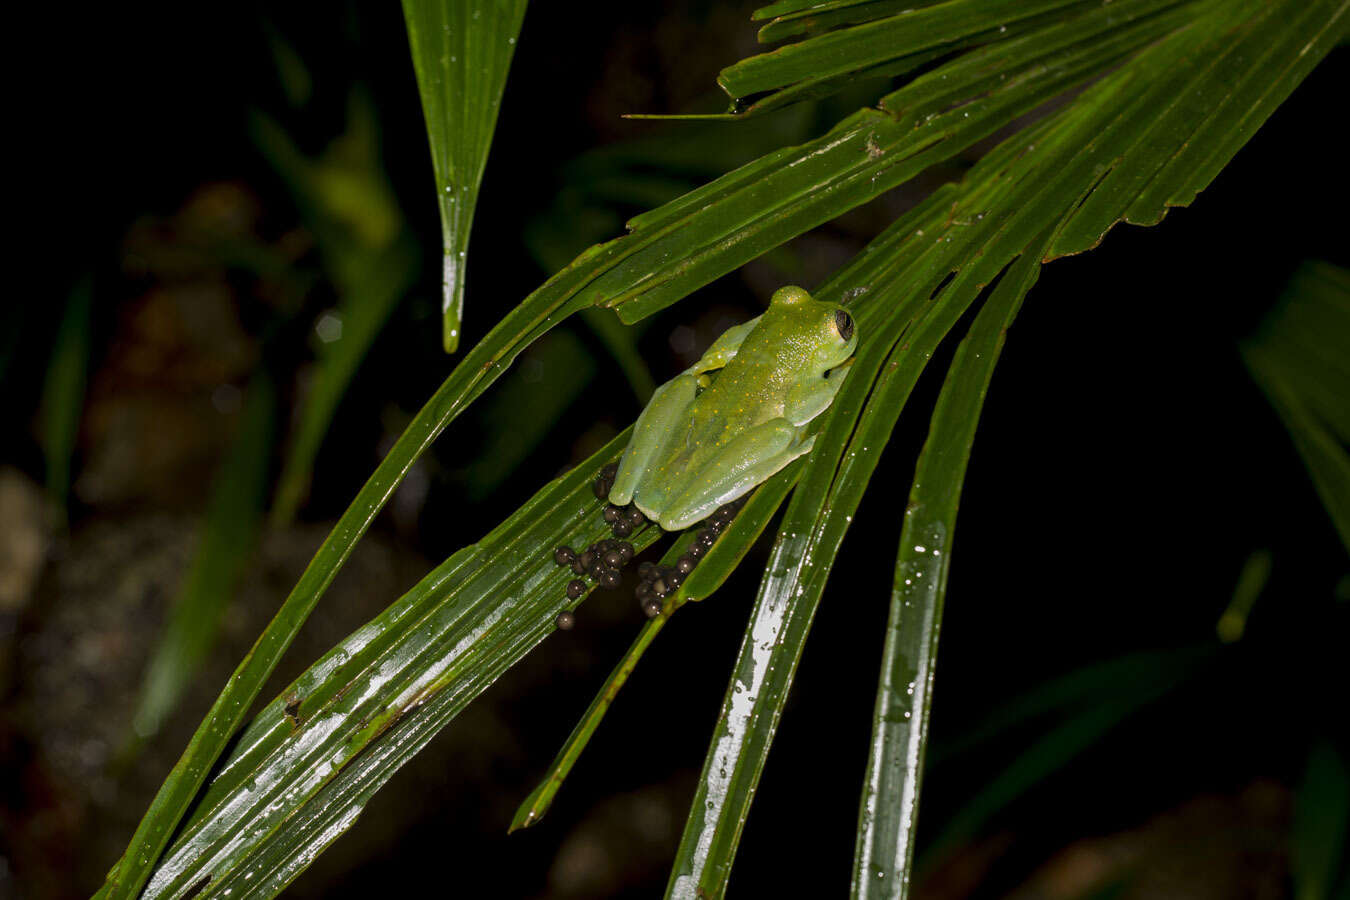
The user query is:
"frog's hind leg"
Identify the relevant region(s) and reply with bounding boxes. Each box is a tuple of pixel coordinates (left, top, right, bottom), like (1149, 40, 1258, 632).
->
(657, 420, 813, 531)
(609, 373, 698, 508)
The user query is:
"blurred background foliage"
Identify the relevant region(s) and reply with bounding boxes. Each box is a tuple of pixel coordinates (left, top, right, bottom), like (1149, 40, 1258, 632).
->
(2, 1, 1346, 897)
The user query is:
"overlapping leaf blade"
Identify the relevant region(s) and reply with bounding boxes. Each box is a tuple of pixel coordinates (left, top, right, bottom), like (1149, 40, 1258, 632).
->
(851, 240, 1044, 898)
(722, 0, 1089, 99)
(403, 0, 528, 353)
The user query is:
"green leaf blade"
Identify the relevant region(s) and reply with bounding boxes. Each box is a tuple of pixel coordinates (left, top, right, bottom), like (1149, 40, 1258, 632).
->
(402, 0, 529, 353)
(139, 436, 648, 897)
(851, 239, 1045, 899)
(720, 0, 1087, 100)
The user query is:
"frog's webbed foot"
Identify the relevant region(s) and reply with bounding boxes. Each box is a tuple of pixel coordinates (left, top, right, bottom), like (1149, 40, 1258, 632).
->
(657, 419, 812, 531)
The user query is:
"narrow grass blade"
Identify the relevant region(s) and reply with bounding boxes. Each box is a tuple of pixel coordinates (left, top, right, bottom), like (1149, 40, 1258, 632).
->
(40, 278, 93, 518)
(402, 0, 528, 352)
(129, 373, 277, 746)
(510, 616, 668, 833)
(851, 241, 1045, 899)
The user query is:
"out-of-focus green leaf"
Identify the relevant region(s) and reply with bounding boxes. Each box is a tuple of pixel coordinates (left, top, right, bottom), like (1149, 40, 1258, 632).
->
(254, 90, 405, 255)
(1242, 262, 1350, 555)
(929, 648, 1209, 765)
(1216, 550, 1273, 643)
(250, 94, 422, 526)
(136, 434, 650, 898)
(403, 0, 528, 353)
(261, 20, 313, 108)
(1293, 741, 1350, 900)
(129, 374, 277, 745)
(851, 240, 1045, 899)
(40, 278, 93, 517)
(925, 665, 1186, 859)
(270, 236, 419, 526)
(460, 329, 597, 499)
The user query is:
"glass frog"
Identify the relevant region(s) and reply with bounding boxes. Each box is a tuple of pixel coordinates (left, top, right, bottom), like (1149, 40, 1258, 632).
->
(609, 286, 857, 530)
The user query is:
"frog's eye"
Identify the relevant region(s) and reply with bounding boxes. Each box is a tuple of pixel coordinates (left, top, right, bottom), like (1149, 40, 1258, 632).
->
(834, 309, 855, 341)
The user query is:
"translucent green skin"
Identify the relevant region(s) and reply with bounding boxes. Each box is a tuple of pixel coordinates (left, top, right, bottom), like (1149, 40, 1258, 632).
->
(609, 286, 857, 530)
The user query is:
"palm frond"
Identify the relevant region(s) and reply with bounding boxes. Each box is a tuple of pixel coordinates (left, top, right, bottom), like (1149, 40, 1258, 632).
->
(402, 0, 528, 352)
(101, 1, 1346, 896)
(667, 2, 1345, 896)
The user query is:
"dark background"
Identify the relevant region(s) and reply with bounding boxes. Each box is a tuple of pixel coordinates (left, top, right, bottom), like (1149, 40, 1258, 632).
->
(4, 2, 1347, 897)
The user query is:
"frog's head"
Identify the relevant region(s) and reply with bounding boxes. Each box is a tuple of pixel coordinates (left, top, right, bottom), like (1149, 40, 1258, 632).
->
(771, 286, 858, 372)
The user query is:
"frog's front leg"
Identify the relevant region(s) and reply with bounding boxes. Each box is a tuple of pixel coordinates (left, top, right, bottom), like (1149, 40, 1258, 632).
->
(784, 359, 853, 426)
(687, 315, 760, 377)
(658, 419, 814, 530)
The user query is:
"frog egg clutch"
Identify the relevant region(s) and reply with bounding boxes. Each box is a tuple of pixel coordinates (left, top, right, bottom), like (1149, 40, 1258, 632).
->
(552, 463, 748, 622)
